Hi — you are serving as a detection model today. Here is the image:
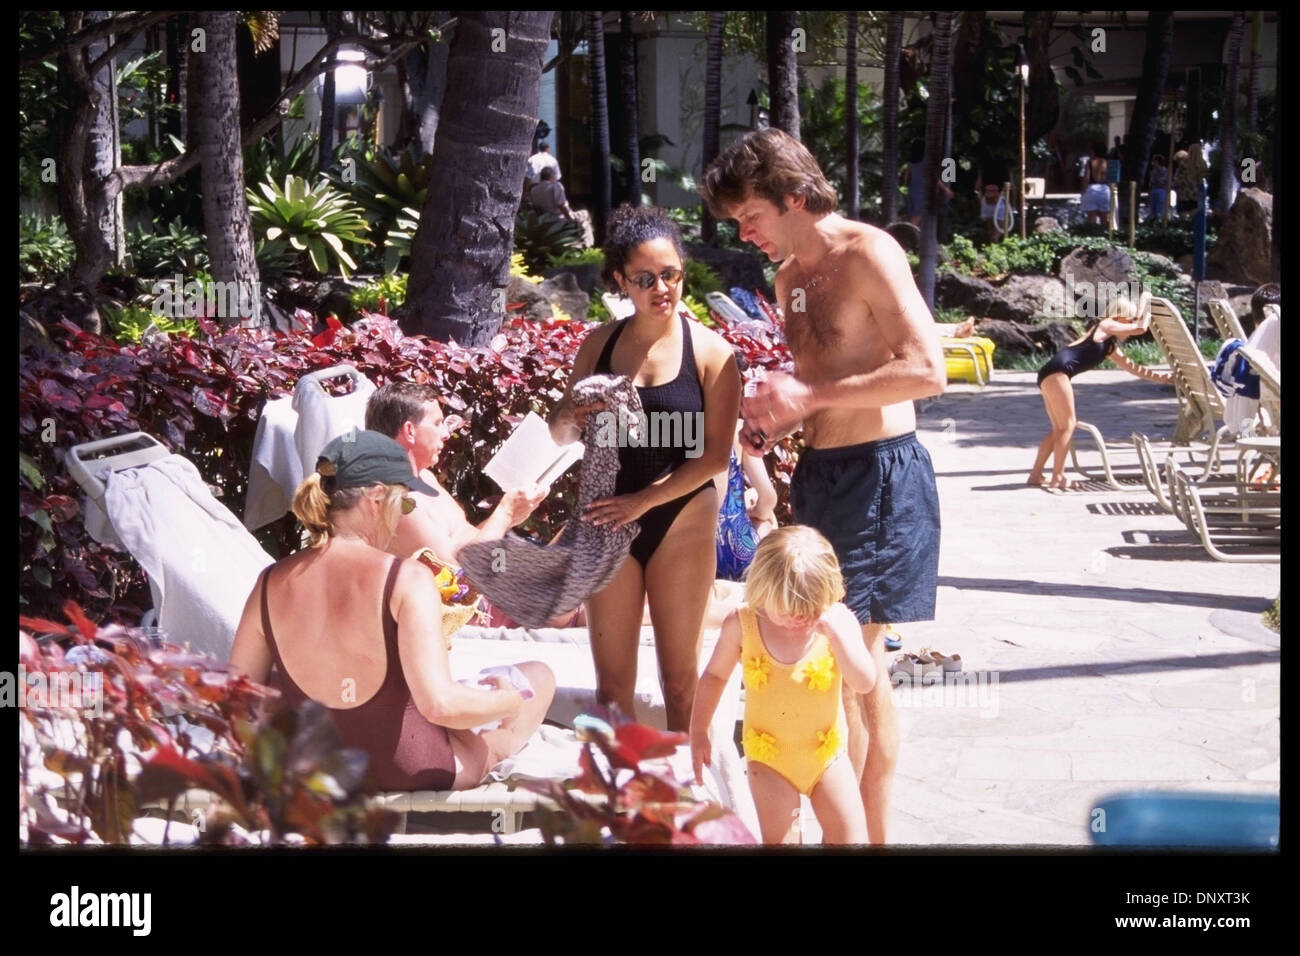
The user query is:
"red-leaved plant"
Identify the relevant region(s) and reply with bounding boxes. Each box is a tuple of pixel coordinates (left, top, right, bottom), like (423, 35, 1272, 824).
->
(521, 715, 757, 846)
(19, 313, 799, 624)
(19, 603, 397, 846)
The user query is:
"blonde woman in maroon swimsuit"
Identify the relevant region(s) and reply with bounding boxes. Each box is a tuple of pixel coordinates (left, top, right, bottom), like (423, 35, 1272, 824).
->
(231, 430, 556, 792)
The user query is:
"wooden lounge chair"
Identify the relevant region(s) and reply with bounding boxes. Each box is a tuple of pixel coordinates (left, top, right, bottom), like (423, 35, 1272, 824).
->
(1206, 297, 1248, 343)
(1167, 460, 1280, 563)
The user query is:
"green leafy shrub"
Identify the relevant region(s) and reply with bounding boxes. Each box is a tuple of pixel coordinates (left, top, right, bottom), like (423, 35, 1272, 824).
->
(547, 247, 605, 268)
(126, 218, 210, 277)
(101, 302, 199, 343)
(514, 207, 584, 273)
(19, 213, 75, 282)
(684, 259, 724, 299)
(349, 273, 408, 314)
(246, 175, 371, 279)
(244, 129, 319, 189)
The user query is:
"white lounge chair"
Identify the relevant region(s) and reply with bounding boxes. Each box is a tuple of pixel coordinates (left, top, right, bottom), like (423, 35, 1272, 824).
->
(68, 431, 275, 659)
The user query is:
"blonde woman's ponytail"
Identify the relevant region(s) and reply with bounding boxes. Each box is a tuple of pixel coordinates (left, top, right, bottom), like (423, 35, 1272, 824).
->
(293, 473, 334, 547)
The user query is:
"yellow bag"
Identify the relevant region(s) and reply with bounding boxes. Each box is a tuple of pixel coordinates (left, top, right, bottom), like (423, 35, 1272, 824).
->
(410, 548, 488, 647)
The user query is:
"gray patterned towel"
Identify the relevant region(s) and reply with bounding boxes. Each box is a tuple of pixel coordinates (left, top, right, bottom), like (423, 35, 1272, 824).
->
(458, 374, 643, 627)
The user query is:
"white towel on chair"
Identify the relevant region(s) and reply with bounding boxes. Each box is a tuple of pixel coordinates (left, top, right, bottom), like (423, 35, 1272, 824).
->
(292, 373, 376, 479)
(244, 395, 301, 530)
(102, 455, 274, 658)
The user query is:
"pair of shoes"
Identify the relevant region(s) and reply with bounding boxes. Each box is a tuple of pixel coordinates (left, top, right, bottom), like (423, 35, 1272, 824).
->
(889, 652, 943, 685)
(920, 648, 963, 673)
(883, 625, 903, 652)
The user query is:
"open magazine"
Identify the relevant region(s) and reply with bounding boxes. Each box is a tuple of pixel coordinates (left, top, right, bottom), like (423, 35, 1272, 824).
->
(482, 412, 584, 492)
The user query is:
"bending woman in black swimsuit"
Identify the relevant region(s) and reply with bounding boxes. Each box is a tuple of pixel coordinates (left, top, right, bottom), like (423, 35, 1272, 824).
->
(1029, 290, 1172, 489)
(549, 206, 741, 730)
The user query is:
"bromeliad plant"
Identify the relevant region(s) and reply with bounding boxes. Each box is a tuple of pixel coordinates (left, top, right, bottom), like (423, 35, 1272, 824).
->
(247, 174, 371, 280)
(522, 715, 756, 845)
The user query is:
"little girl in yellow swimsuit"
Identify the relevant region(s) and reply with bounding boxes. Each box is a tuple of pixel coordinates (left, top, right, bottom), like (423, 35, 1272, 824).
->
(690, 525, 878, 844)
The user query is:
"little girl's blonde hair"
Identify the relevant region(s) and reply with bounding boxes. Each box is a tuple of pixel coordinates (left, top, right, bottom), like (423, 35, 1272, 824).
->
(744, 525, 845, 621)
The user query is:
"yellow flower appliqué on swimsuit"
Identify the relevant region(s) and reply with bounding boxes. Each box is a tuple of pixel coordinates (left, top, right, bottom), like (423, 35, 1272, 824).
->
(792, 652, 836, 692)
(743, 728, 778, 763)
(815, 725, 841, 764)
(743, 653, 771, 689)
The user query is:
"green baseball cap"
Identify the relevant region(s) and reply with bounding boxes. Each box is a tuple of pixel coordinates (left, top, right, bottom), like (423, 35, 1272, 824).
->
(315, 429, 439, 497)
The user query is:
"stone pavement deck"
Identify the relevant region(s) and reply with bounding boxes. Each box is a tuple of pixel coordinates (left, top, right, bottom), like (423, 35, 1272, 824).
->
(874, 369, 1280, 846)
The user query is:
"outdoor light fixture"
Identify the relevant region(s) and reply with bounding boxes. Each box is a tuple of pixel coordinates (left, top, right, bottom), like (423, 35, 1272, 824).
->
(1015, 45, 1029, 238)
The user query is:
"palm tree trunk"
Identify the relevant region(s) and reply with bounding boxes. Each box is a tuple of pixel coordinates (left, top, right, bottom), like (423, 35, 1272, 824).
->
(318, 13, 340, 170)
(880, 11, 903, 224)
(844, 12, 859, 220)
(55, 11, 117, 332)
(1124, 11, 1174, 212)
(400, 11, 554, 345)
(767, 12, 801, 140)
(586, 11, 612, 240)
(1247, 11, 1261, 136)
(918, 12, 953, 309)
(192, 11, 261, 326)
(701, 11, 725, 244)
(1217, 11, 1245, 215)
(619, 12, 641, 207)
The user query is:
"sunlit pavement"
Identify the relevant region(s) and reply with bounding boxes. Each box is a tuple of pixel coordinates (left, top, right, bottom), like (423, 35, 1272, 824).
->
(856, 369, 1281, 846)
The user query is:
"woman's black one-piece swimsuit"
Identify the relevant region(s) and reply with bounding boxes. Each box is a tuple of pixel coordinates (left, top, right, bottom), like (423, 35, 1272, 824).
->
(1037, 321, 1117, 386)
(594, 314, 714, 568)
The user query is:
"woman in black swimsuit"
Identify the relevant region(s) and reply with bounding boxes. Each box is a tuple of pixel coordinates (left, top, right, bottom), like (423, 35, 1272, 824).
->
(549, 206, 741, 730)
(1028, 290, 1172, 489)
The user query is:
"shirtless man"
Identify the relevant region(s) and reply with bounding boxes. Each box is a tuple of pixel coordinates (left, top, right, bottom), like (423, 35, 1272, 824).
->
(700, 128, 946, 844)
(364, 382, 545, 565)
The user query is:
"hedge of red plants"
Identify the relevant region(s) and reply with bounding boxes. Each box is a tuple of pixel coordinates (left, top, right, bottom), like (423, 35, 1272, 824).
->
(20, 315, 796, 624)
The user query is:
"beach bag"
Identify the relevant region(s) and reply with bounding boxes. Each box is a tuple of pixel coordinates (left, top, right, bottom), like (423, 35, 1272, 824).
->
(1210, 339, 1261, 400)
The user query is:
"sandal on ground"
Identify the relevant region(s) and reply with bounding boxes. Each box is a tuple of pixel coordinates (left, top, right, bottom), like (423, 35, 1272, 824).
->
(889, 652, 943, 685)
(922, 648, 963, 673)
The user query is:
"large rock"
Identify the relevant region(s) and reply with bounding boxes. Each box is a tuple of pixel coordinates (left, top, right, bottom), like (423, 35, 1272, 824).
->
(976, 317, 1078, 358)
(685, 243, 772, 297)
(935, 270, 997, 314)
(503, 273, 590, 321)
(1059, 245, 1140, 290)
(505, 275, 553, 321)
(1033, 216, 1064, 234)
(537, 272, 590, 320)
(541, 263, 602, 296)
(886, 221, 921, 251)
(1207, 187, 1273, 284)
(987, 275, 1066, 324)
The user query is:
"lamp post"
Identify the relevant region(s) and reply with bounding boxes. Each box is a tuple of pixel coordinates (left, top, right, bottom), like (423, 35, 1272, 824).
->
(1015, 45, 1029, 239)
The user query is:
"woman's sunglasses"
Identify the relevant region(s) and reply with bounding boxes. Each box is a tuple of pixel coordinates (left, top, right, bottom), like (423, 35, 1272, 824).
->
(628, 268, 684, 290)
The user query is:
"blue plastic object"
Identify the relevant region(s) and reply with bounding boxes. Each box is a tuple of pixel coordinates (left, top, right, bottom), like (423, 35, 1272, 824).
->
(1090, 791, 1278, 848)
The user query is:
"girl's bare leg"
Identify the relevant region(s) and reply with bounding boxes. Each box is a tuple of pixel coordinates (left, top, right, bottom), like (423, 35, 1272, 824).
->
(747, 761, 802, 844)
(809, 755, 869, 845)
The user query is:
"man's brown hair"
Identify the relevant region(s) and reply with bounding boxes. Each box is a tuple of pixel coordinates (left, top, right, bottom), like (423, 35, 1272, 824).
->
(365, 382, 442, 438)
(699, 128, 839, 219)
